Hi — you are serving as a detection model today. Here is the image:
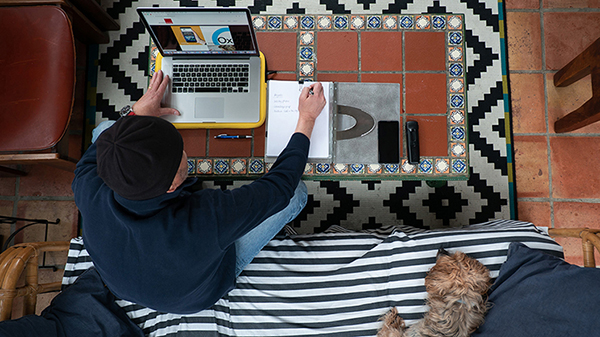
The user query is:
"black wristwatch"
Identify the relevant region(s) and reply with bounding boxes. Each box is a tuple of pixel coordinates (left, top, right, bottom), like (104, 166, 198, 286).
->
(119, 105, 136, 117)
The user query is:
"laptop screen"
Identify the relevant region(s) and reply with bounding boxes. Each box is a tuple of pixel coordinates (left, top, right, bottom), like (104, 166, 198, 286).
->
(138, 8, 259, 57)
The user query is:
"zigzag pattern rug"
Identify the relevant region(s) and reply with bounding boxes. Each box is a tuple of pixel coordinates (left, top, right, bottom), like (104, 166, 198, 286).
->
(90, 0, 515, 233)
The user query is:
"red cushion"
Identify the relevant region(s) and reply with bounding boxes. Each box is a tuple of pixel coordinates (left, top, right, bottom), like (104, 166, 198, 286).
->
(0, 6, 75, 152)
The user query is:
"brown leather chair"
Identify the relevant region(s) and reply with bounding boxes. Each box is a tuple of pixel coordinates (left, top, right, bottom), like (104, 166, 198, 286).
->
(0, 5, 76, 175)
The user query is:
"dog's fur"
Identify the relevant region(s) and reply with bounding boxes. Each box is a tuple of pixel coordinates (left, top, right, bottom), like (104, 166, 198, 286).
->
(377, 249, 491, 337)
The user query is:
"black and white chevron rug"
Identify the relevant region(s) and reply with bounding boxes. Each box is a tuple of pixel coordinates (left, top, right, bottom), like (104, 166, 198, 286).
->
(89, 0, 515, 233)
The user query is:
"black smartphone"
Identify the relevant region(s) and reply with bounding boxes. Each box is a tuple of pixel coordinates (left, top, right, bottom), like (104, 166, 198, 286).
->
(378, 121, 400, 164)
(405, 120, 420, 164)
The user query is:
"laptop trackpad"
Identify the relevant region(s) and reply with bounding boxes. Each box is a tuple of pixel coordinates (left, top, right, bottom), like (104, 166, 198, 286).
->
(195, 98, 225, 119)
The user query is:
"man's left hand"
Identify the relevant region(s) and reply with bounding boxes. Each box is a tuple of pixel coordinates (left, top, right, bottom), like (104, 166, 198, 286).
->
(132, 70, 180, 117)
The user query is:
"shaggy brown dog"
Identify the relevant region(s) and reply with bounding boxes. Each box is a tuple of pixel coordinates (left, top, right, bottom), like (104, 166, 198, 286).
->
(377, 248, 491, 337)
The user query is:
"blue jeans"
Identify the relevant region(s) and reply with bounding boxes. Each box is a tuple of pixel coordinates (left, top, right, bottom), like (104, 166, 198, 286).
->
(234, 180, 307, 276)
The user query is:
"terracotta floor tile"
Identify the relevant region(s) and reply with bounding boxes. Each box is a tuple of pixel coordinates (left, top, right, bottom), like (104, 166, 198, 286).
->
(513, 135, 549, 198)
(253, 123, 266, 157)
(15, 200, 78, 245)
(550, 136, 600, 199)
(0, 200, 14, 248)
(404, 73, 447, 114)
(208, 129, 252, 157)
(361, 32, 402, 71)
(543, 0, 600, 8)
(268, 72, 297, 81)
(505, 12, 542, 71)
(404, 31, 446, 71)
(316, 73, 358, 82)
(553, 201, 600, 266)
(505, 0, 540, 9)
(18, 166, 75, 197)
(544, 12, 600, 70)
(405, 116, 448, 157)
(510, 73, 546, 134)
(317, 31, 358, 71)
(180, 129, 207, 157)
(546, 73, 599, 134)
(516, 201, 551, 228)
(360, 73, 403, 112)
(0, 178, 16, 196)
(256, 32, 298, 72)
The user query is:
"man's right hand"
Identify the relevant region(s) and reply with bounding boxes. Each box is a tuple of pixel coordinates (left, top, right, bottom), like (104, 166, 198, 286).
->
(295, 82, 327, 139)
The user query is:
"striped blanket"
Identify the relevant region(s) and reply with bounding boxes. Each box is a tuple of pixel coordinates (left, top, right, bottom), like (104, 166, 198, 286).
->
(63, 220, 563, 337)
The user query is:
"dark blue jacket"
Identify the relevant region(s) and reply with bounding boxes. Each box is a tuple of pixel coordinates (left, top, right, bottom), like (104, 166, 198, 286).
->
(72, 132, 309, 314)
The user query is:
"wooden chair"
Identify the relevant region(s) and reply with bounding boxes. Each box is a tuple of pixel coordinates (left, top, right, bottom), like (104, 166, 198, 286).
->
(553, 37, 600, 133)
(0, 241, 70, 321)
(0, 6, 77, 176)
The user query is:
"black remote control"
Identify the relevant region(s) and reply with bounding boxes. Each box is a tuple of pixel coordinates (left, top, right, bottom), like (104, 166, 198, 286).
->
(406, 121, 420, 164)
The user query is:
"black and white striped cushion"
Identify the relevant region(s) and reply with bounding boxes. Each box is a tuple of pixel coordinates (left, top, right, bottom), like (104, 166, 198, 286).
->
(63, 220, 562, 337)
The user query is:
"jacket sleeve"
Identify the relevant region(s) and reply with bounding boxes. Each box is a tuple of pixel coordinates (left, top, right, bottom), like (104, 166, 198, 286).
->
(195, 132, 310, 248)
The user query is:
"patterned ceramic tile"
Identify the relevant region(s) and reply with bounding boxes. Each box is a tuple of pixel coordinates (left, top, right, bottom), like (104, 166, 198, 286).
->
(214, 159, 230, 175)
(350, 163, 365, 174)
(435, 159, 450, 174)
(300, 31, 314, 45)
(268, 16, 282, 30)
(448, 47, 463, 61)
(432, 16, 446, 29)
(187, 159, 196, 175)
(367, 16, 382, 29)
(300, 16, 315, 30)
(197, 159, 212, 174)
(367, 164, 383, 174)
(448, 31, 463, 45)
(450, 110, 465, 124)
(415, 15, 430, 29)
(299, 62, 315, 76)
(333, 163, 349, 174)
(333, 16, 349, 29)
(316, 163, 331, 174)
(401, 160, 417, 174)
(231, 159, 247, 174)
(448, 15, 463, 30)
(284, 16, 298, 29)
(317, 16, 332, 29)
(350, 16, 365, 30)
(265, 162, 274, 173)
(383, 16, 397, 29)
(384, 164, 399, 174)
(399, 15, 414, 29)
(452, 159, 467, 174)
(449, 63, 464, 76)
(449, 78, 464, 93)
(249, 158, 265, 174)
(304, 163, 314, 174)
(451, 143, 467, 157)
(450, 94, 465, 108)
(419, 159, 434, 174)
(300, 47, 314, 60)
(252, 16, 266, 30)
(451, 126, 466, 141)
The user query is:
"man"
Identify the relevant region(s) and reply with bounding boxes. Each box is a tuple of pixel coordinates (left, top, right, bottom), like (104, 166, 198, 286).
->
(72, 70, 326, 314)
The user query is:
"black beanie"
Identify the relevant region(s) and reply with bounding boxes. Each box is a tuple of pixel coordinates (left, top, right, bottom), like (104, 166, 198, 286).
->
(96, 116, 184, 200)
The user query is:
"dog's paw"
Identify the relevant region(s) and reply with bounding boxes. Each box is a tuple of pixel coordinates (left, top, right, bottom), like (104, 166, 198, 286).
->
(377, 307, 405, 337)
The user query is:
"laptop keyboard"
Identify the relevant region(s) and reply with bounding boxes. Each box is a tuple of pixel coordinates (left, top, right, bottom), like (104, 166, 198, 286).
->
(171, 63, 250, 93)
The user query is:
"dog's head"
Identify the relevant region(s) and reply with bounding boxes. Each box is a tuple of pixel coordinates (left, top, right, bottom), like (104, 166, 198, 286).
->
(425, 249, 491, 300)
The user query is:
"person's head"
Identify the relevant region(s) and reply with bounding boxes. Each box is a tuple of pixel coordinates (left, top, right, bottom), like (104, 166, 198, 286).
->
(96, 116, 187, 200)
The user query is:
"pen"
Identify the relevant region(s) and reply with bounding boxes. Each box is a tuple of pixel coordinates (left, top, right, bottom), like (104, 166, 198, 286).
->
(214, 134, 253, 139)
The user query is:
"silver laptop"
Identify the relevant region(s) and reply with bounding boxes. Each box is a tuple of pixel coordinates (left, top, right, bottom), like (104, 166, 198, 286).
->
(138, 7, 262, 124)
